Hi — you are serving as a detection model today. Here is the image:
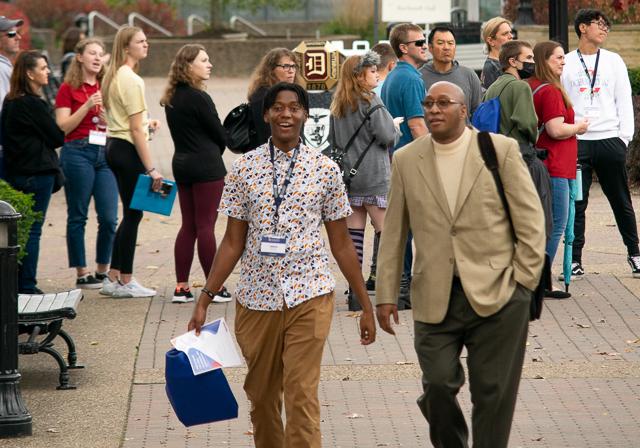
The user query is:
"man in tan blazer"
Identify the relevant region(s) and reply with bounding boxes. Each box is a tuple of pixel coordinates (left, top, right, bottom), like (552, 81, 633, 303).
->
(376, 81, 545, 448)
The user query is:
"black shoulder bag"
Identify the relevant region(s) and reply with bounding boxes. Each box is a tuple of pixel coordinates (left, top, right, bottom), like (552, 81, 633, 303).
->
(477, 131, 550, 321)
(328, 104, 384, 191)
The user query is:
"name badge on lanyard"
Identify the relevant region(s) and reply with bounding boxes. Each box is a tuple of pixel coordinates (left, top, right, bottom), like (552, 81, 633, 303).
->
(260, 235, 288, 257)
(259, 139, 300, 257)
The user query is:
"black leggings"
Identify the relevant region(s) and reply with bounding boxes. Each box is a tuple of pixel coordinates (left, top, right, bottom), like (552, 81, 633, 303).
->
(105, 138, 145, 274)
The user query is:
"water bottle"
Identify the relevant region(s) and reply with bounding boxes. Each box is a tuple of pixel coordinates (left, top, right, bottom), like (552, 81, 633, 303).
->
(576, 164, 583, 201)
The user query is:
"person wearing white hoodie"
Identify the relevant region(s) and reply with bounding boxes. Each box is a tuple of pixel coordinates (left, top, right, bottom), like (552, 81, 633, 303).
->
(561, 9, 639, 279)
(0, 16, 23, 179)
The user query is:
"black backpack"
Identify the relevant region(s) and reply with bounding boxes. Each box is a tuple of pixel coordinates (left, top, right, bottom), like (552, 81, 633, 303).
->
(223, 103, 257, 154)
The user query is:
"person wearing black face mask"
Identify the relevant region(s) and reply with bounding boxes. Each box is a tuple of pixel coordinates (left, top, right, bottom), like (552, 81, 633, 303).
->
(483, 40, 553, 259)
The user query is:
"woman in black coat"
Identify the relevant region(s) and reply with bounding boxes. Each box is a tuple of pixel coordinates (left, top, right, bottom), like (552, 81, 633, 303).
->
(161, 44, 230, 304)
(1, 50, 64, 293)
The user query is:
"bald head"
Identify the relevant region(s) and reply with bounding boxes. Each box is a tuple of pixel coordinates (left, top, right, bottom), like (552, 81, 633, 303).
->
(427, 81, 465, 104)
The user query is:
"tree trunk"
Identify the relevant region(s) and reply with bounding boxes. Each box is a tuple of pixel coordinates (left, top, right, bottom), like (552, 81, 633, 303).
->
(210, 0, 224, 30)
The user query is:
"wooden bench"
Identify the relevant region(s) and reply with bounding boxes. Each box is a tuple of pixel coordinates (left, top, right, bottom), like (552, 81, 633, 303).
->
(18, 289, 84, 390)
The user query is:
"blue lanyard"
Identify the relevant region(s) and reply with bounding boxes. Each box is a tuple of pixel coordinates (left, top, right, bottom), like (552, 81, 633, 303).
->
(269, 139, 300, 230)
(577, 49, 600, 102)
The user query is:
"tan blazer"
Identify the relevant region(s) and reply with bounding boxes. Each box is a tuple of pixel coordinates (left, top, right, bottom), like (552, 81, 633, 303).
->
(376, 129, 545, 324)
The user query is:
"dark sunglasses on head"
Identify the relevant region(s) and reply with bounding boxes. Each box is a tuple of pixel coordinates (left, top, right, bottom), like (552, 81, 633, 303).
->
(5, 30, 18, 38)
(405, 39, 427, 47)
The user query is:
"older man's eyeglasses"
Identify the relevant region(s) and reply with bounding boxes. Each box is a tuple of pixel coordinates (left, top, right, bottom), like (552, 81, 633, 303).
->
(590, 20, 610, 32)
(423, 99, 462, 110)
(275, 64, 297, 71)
(404, 39, 427, 47)
(5, 31, 19, 38)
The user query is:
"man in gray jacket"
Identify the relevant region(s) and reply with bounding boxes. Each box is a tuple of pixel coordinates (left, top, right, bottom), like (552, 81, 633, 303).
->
(0, 15, 23, 178)
(420, 26, 483, 117)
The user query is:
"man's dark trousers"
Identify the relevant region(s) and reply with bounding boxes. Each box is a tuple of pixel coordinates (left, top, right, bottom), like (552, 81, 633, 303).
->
(414, 277, 530, 448)
(573, 138, 640, 262)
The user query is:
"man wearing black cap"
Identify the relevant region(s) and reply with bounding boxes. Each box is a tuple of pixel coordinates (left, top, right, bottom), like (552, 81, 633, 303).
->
(0, 15, 23, 178)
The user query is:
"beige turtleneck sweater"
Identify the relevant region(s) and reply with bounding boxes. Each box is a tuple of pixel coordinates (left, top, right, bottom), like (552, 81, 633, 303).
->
(432, 127, 473, 214)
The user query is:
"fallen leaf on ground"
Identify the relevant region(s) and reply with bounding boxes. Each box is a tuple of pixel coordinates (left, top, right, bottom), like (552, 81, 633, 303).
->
(395, 361, 414, 365)
(576, 323, 591, 328)
(598, 319, 606, 323)
(346, 312, 361, 318)
(90, 341, 99, 346)
(46, 428, 59, 433)
(531, 436, 544, 441)
(192, 281, 204, 288)
(626, 339, 640, 344)
(346, 413, 363, 419)
(146, 265, 159, 269)
(344, 357, 353, 361)
(532, 357, 542, 362)
(342, 376, 350, 381)
(244, 430, 254, 435)
(533, 374, 545, 379)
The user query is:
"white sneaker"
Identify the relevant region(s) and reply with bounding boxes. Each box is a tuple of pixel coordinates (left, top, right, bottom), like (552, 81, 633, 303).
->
(212, 286, 232, 303)
(111, 278, 156, 298)
(99, 277, 119, 296)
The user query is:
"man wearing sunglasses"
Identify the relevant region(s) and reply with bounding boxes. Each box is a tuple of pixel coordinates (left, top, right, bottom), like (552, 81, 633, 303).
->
(381, 23, 430, 309)
(561, 9, 639, 280)
(0, 16, 24, 178)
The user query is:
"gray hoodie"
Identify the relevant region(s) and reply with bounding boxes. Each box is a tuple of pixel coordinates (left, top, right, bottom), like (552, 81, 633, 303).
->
(330, 94, 396, 197)
(420, 60, 483, 116)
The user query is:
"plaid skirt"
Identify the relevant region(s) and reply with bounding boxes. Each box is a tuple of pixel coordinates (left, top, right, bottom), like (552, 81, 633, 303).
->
(349, 194, 387, 208)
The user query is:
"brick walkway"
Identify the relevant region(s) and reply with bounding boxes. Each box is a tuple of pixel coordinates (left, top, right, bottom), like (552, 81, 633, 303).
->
(121, 270, 640, 447)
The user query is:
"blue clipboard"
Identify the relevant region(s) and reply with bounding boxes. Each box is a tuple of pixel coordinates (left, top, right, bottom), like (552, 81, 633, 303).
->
(129, 174, 177, 216)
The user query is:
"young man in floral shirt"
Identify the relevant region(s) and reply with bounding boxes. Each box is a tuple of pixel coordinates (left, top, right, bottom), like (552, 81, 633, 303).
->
(189, 82, 376, 447)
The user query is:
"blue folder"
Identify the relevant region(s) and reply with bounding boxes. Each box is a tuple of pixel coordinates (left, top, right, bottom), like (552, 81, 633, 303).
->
(129, 174, 177, 216)
(165, 348, 239, 427)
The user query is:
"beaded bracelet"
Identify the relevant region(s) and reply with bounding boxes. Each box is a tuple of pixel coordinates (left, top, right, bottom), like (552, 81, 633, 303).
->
(201, 287, 216, 301)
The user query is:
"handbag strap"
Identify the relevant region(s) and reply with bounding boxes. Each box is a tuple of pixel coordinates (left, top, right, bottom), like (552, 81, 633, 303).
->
(340, 103, 385, 154)
(477, 131, 516, 240)
(531, 82, 550, 134)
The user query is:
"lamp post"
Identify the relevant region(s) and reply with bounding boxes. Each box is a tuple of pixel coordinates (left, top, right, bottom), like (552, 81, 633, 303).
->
(0, 201, 32, 438)
(549, 0, 569, 52)
(515, 0, 535, 25)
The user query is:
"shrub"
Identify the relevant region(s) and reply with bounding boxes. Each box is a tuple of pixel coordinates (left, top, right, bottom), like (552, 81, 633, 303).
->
(628, 67, 640, 96)
(0, 180, 42, 261)
(502, 0, 640, 25)
(322, 0, 385, 44)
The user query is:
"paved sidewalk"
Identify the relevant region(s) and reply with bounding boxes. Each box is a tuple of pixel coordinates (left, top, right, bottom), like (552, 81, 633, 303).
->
(2, 77, 639, 448)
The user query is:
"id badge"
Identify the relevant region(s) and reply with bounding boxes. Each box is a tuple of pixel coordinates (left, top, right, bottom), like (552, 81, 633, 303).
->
(260, 235, 287, 257)
(584, 105, 601, 120)
(89, 130, 107, 146)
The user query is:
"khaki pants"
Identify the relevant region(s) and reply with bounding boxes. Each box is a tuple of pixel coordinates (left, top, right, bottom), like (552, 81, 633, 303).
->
(235, 293, 334, 448)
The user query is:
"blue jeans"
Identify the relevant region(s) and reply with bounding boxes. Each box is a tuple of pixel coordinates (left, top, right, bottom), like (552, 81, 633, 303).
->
(546, 177, 570, 264)
(7, 174, 55, 292)
(60, 140, 118, 268)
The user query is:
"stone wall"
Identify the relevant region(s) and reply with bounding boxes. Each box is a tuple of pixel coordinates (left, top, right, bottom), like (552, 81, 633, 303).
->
(135, 36, 358, 78)
(517, 25, 640, 68)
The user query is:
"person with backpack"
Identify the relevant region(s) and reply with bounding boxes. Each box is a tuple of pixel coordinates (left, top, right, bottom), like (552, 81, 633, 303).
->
(528, 41, 589, 297)
(161, 44, 231, 304)
(330, 52, 397, 311)
(246, 48, 303, 148)
(483, 40, 552, 241)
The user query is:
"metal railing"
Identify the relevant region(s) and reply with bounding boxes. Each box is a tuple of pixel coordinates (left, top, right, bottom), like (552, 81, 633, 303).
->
(229, 15, 267, 36)
(187, 14, 209, 36)
(87, 11, 121, 37)
(128, 12, 173, 37)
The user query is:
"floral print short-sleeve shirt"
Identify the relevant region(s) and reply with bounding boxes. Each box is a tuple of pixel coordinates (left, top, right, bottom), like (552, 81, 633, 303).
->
(219, 142, 352, 311)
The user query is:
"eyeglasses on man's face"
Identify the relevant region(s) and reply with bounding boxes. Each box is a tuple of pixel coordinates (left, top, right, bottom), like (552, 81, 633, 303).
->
(423, 99, 462, 110)
(589, 20, 610, 32)
(404, 39, 427, 48)
(5, 30, 19, 39)
(275, 64, 297, 71)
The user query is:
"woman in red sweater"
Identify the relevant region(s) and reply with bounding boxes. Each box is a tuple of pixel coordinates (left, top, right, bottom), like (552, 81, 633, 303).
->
(527, 41, 589, 297)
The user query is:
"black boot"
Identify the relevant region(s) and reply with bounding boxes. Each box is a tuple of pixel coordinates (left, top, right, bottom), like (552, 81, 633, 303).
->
(366, 231, 381, 291)
(347, 289, 362, 311)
